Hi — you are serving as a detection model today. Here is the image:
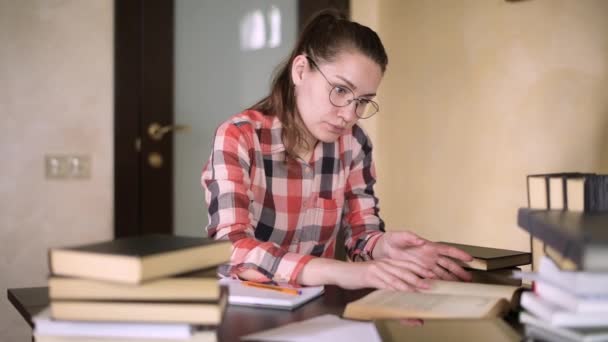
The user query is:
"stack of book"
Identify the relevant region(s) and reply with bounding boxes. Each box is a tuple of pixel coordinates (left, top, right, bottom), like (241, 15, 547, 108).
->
(519, 172, 608, 341)
(34, 234, 232, 342)
(440, 241, 531, 286)
(518, 256, 608, 342)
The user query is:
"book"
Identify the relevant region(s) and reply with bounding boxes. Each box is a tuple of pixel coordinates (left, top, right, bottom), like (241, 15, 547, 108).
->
(219, 278, 325, 310)
(469, 267, 522, 286)
(566, 174, 608, 212)
(517, 256, 608, 296)
(521, 292, 608, 328)
(50, 293, 227, 325)
(34, 331, 217, 342)
(544, 244, 579, 271)
(342, 280, 520, 321)
(375, 318, 521, 342)
(534, 280, 608, 313)
(49, 235, 231, 284)
(517, 208, 608, 271)
(520, 311, 608, 342)
(49, 269, 220, 301)
(440, 242, 531, 271)
(33, 307, 192, 339)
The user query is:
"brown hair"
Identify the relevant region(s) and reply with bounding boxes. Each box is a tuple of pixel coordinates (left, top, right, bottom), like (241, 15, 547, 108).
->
(250, 9, 388, 158)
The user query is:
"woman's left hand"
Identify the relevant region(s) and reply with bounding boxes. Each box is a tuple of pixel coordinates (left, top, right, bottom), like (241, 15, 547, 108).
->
(374, 231, 473, 282)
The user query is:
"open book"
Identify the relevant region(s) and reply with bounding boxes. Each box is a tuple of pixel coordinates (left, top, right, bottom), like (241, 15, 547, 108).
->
(343, 280, 520, 321)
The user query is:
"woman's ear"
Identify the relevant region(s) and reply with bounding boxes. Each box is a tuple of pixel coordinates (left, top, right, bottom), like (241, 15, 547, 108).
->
(291, 54, 308, 86)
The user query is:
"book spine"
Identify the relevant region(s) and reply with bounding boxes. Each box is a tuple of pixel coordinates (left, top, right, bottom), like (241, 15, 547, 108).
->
(589, 175, 608, 211)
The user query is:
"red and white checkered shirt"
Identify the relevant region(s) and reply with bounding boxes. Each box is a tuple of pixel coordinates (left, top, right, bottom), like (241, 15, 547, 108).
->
(202, 110, 385, 285)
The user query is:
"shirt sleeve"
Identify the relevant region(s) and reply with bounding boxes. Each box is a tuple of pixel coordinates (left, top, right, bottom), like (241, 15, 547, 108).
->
(201, 121, 313, 285)
(342, 125, 385, 261)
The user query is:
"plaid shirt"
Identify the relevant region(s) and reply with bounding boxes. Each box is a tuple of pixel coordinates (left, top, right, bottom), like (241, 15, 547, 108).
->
(202, 110, 385, 285)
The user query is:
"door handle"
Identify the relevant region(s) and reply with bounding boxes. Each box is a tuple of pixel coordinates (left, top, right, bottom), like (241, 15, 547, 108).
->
(148, 122, 190, 141)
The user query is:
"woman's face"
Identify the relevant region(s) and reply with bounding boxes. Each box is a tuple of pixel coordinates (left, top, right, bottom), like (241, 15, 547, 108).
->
(292, 51, 383, 145)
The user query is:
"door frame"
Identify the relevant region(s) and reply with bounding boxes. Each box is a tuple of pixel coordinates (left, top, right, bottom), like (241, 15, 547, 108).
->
(114, 0, 350, 237)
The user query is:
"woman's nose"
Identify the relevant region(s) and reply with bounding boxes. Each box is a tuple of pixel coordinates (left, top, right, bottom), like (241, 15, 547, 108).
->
(338, 101, 359, 124)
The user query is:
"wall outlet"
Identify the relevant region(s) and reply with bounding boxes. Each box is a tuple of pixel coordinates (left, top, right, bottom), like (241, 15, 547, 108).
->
(45, 155, 91, 179)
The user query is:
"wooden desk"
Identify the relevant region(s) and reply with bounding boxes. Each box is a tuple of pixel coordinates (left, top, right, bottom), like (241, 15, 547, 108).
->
(7, 286, 371, 341)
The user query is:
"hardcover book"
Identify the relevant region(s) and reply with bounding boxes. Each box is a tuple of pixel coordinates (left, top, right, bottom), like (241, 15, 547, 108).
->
(520, 311, 608, 342)
(440, 242, 531, 271)
(49, 235, 231, 284)
(49, 268, 220, 301)
(517, 208, 608, 271)
(521, 292, 608, 328)
(50, 288, 227, 325)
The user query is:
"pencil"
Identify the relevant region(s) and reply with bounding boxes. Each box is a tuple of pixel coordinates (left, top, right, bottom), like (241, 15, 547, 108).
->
(242, 281, 301, 296)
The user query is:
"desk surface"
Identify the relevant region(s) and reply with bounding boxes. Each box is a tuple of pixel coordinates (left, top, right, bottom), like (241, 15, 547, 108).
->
(7, 286, 371, 341)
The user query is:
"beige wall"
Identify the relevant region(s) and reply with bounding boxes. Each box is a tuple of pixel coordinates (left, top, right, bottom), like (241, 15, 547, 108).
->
(355, 0, 608, 251)
(0, 1, 113, 341)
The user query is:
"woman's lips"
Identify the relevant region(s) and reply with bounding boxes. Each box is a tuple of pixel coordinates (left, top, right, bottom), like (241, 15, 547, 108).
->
(326, 122, 345, 134)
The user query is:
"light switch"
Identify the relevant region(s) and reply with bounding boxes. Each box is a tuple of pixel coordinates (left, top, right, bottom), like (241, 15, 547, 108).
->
(45, 155, 91, 179)
(68, 155, 91, 178)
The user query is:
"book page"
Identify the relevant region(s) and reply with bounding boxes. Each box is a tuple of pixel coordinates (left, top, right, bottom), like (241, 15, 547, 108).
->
(242, 314, 381, 342)
(422, 280, 518, 301)
(345, 290, 504, 319)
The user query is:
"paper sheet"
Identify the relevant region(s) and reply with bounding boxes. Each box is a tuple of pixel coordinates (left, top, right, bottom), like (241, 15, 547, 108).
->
(241, 314, 381, 342)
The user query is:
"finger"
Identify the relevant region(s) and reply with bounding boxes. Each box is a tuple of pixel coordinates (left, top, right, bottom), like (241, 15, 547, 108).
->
(392, 250, 436, 270)
(432, 264, 458, 281)
(370, 272, 395, 290)
(367, 262, 411, 291)
(383, 258, 435, 280)
(377, 270, 414, 291)
(377, 261, 427, 290)
(437, 257, 472, 281)
(435, 243, 473, 261)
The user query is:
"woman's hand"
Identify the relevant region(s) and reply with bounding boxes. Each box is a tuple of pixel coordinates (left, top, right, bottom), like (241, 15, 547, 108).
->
(374, 231, 474, 282)
(299, 257, 434, 291)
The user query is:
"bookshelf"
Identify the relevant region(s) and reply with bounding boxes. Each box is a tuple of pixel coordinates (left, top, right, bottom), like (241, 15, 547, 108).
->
(517, 208, 608, 271)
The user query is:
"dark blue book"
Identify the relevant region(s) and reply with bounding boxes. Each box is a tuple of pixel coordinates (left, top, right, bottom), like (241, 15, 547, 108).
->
(517, 208, 608, 271)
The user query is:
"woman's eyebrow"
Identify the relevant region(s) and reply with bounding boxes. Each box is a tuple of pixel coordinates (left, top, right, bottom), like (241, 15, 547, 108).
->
(335, 75, 357, 90)
(335, 75, 376, 98)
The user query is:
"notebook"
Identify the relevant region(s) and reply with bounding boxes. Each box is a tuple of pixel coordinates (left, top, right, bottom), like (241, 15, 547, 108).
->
(219, 278, 324, 310)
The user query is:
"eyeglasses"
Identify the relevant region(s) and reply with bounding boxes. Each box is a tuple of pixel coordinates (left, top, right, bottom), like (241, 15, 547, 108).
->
(306, 57, 379, 119)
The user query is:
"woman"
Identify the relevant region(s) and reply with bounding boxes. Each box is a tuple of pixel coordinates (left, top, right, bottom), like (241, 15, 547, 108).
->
(202, 10, 472, 290)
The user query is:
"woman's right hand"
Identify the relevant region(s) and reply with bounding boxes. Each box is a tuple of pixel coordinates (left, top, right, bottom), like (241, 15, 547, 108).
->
(299, 258, 434, 291)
